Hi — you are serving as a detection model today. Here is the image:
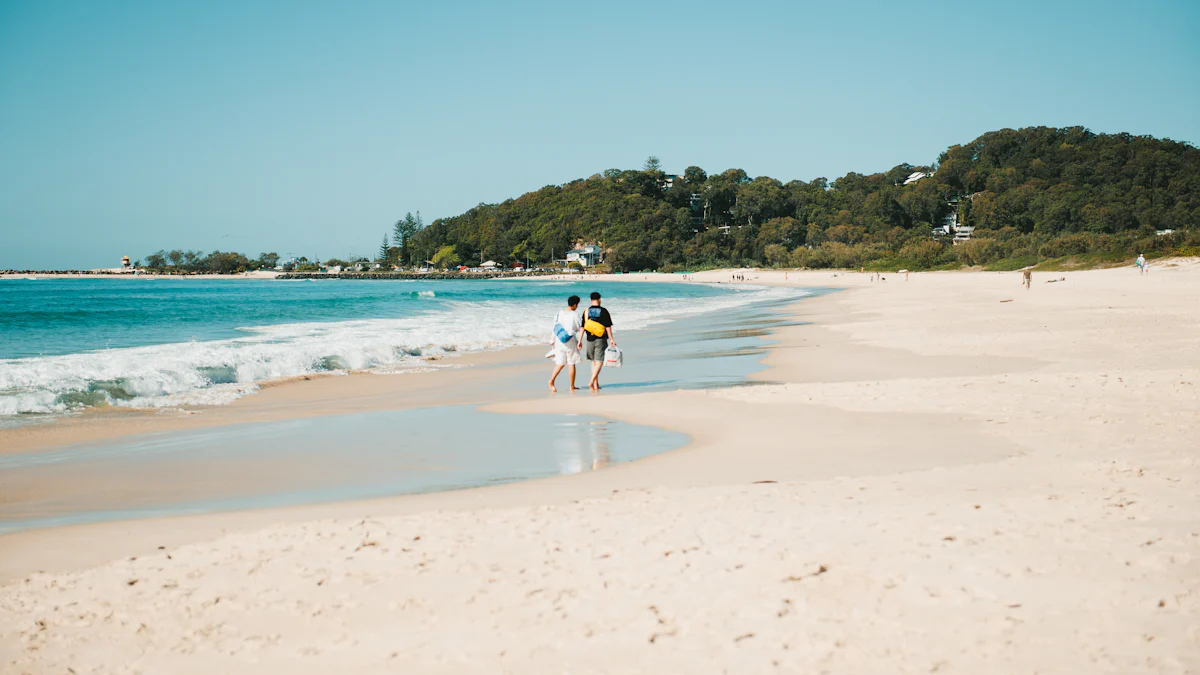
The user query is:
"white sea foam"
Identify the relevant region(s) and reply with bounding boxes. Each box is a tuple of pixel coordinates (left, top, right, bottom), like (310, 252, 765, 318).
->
(0, 285, 801, 415)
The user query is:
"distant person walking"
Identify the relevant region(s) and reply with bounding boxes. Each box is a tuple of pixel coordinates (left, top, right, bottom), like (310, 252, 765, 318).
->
(1022, 267, 1033, 289)
(1136, 253, 1148, 275)
(583, 292, 616, 391)
(548, 295, 583, 393)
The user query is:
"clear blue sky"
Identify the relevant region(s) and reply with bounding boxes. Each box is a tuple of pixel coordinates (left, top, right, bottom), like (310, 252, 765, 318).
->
(2, 0, 1198, 269)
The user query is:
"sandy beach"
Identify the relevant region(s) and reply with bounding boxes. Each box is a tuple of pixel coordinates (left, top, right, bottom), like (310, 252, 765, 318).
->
(2, 262, 1198, 673)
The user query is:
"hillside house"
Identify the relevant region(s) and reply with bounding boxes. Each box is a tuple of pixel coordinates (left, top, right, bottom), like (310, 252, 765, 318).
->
(566, 245, 603, 267)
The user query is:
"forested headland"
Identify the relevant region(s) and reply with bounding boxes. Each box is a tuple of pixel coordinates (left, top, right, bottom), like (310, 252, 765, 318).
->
(137, 126, 1199, 274)
(408, 126, 1200, 272)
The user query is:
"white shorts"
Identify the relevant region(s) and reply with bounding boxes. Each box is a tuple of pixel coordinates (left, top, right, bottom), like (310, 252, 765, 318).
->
(553, 340, 581, 366)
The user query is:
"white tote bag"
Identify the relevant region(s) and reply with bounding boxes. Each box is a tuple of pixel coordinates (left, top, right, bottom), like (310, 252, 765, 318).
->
(603, 345, 623, 368)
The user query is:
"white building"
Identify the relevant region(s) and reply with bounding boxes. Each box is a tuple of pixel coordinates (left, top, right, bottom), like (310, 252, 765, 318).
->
(566, 245, 603, 267)
(903, 171, 932, 185)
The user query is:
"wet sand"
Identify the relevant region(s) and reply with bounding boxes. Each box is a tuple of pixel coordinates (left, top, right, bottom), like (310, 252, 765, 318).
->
(1, 262, 1198, 673)
(0, 347, 545, 456)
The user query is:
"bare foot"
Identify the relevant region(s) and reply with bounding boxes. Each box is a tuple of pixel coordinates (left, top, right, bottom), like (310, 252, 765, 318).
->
(548, 382, 557, 393)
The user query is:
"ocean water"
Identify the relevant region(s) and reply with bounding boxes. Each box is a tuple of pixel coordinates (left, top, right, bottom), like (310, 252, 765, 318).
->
(0, 278, 799, 417)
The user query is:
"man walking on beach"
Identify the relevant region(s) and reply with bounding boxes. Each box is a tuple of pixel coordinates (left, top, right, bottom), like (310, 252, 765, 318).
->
(583, 292, 615, 391)
(1136, 253, 1148, 275)
(549, 295, 583, 393)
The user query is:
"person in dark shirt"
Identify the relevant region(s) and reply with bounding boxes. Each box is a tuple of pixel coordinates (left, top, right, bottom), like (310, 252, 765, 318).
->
(583, 291, 615, 390)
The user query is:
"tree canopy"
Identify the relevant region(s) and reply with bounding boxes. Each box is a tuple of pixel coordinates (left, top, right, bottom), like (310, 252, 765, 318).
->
(409, 127, 1198, 271)
(141, 249, 280, 274)
(140, 127, 1199, 274)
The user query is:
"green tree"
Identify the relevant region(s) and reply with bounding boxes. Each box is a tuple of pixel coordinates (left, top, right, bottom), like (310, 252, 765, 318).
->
(393, 211, 423, 265)
(763, 243, 789, 267)
(257, 252, 280, 269)
(431, 244, 461, 269)
(377, 234, 390, 263)
(643, 156, 662, 173)
(683, 166, 707, 187)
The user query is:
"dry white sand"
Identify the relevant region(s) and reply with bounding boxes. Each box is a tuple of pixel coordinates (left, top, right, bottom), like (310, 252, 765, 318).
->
(1, 262, 1198, 673)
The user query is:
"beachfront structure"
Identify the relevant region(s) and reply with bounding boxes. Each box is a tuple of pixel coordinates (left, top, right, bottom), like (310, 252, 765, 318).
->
(89, 256, 137, 274)
(931, 211, 957, 238)
(690, 193, 704, 226)
(930, 197, 975, 244)
(658, 174, 679, 191)
(566, 245, 603, 267)
(946, 198, 974, 243)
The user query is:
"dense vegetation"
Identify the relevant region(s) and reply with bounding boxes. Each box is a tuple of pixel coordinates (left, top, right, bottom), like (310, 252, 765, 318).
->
(408, 126, 1200, 272)
(141, 250, 282, 274)
(137, 127, 1198, 274)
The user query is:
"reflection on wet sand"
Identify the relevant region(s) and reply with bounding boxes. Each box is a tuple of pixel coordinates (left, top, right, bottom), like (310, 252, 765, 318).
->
(554, 419, 613, 474)
(0, 407, 675, 534)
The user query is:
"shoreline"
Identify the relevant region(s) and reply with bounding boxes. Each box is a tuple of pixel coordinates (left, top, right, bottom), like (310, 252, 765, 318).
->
(1, 266, 1197, 672)
(0, 276, 811, 455)
(0, 288, 840, 579)
(0, 345, 547, 456)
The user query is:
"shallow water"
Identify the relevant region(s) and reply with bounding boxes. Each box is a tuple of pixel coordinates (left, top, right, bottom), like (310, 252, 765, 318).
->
(0, 407, 688, 534)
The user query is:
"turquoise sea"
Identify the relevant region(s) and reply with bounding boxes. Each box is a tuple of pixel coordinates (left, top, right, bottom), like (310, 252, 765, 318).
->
(0, 278, 798, 418)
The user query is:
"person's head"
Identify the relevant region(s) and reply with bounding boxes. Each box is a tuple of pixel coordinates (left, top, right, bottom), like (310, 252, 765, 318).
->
(590, 291, 601, 306)
(567, 295, 580, 309)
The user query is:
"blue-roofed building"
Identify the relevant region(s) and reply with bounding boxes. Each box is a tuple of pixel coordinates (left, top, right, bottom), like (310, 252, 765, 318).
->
(566, 244, 603, 267)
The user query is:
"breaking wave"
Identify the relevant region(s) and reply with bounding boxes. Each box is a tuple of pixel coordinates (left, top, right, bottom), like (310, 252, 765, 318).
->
(0, 285, 800, 416)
